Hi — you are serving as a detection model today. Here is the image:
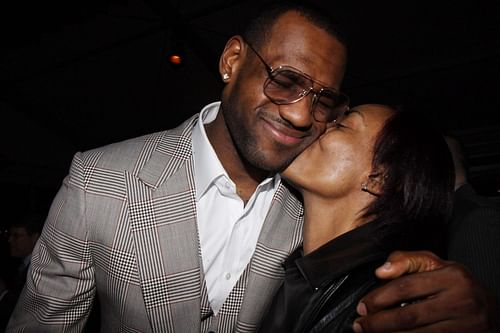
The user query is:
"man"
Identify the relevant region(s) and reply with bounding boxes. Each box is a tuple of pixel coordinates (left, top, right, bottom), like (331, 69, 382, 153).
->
(7, 3, 498, 332)
(446, 136, 500, 304)
(7, 214, 42, 281)
(3, 214, 43, 293)
(1, 213, 43, 331)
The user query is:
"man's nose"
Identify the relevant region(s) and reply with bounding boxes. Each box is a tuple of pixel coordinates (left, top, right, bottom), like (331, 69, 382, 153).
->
(277, 94, 315, 128)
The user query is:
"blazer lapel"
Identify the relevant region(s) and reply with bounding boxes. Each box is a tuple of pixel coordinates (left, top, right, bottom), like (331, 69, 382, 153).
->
(127, 115, 203, 333)
(235, 183, 304, 332)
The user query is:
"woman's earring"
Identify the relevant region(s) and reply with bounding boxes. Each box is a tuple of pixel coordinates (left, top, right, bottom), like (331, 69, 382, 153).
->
(222, 73, 230, 81)
(361, 182, 380, 197)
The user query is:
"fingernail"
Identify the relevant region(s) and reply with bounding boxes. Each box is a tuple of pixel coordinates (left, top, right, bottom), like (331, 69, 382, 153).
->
(353, 321, 364, 333)
(356, 302, 367, 316)
(381, 261, 392, 270)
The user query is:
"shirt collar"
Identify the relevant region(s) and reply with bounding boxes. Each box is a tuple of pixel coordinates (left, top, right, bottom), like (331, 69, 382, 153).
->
(192, 101, 279, 201)
(291, 222, 387, 289)
(193, 102, 226, 200)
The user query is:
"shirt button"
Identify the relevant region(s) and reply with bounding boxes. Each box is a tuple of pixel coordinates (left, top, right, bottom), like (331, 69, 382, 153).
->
(225, 273, 231, 280)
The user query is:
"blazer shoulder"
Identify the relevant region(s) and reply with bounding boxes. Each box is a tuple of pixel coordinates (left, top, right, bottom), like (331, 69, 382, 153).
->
(79, 115, 199, 173)
(66, 114, 199, 188)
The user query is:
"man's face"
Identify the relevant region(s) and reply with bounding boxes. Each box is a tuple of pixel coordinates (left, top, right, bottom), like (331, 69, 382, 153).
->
(8, 226, 39, 258)
(220, 11, 347, 174)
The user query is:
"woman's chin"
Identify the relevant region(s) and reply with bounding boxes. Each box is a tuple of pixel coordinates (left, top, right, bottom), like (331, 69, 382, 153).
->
(280, 164, 295, 181)
(280, 169, 302, 192)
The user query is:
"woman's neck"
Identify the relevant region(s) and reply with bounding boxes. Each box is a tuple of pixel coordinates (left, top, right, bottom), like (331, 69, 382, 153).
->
(301, 192, 372, 255)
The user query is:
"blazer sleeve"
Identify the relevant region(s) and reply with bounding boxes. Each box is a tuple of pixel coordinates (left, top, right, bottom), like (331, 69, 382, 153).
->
(7, 152, 96, 332)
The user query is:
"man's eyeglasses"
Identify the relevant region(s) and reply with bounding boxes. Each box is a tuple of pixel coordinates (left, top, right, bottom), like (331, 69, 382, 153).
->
(244, 40, 349, 123)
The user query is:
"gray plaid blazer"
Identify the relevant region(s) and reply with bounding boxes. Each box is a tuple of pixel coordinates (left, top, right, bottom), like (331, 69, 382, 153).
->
(7, 114, 304, 333)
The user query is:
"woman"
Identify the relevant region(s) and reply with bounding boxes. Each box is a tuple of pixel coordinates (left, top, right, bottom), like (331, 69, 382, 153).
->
(258, 104, 455, 333)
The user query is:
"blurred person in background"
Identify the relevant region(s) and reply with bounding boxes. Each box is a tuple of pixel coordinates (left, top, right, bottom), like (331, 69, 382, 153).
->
(446, 135, 500, 304)
(1, 212, 43, 331)
(7, 213, 43, 289)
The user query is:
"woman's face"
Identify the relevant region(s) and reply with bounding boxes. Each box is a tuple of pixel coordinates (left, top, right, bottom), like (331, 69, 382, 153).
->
(282, 104, 394, 198)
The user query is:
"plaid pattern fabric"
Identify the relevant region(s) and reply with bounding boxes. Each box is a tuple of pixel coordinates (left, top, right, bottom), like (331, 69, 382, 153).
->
(200, 264, 250, 333)
(7, 113, 304, 333)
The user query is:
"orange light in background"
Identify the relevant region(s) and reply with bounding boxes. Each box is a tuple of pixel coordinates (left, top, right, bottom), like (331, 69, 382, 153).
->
(169, 54, 182, 65)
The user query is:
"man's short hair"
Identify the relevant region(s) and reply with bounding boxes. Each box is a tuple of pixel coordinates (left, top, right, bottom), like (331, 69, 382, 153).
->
(242, 1, 347, 51)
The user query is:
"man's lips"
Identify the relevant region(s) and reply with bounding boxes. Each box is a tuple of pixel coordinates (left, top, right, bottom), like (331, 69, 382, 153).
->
(262, 118, 307, 146)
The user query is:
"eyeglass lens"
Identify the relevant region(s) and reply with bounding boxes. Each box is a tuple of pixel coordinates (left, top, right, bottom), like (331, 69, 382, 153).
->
(264, 69, 346, 122)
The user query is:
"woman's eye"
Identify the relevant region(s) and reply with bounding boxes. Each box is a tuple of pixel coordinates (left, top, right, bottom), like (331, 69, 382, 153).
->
(335, 121, 347, 128)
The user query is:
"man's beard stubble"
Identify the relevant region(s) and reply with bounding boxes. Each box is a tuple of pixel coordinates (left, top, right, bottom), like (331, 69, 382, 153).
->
(220, 100, 298, 176)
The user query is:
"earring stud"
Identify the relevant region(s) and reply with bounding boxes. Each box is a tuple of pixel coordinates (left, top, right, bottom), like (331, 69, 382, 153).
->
(222, 73, 230, 81)
(361, 182, 380, 197)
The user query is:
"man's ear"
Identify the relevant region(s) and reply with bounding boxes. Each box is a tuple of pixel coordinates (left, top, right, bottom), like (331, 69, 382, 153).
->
(219, 35, 245, 83)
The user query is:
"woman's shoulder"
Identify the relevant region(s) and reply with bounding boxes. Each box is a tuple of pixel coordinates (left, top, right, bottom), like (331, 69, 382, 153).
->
(308, 260, 385, 333)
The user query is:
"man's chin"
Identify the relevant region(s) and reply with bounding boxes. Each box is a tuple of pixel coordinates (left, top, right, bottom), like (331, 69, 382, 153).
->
(253, 155, 297, 175)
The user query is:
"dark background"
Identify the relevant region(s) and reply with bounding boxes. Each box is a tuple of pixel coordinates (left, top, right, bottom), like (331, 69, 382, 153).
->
(1, 0, 500, 222)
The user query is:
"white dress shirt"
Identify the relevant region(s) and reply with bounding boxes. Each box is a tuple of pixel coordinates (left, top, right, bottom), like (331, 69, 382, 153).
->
(192, 102, 280, 313)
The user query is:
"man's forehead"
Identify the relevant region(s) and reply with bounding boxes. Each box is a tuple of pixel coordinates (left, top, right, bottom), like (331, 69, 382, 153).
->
(264, 15, 345, 73)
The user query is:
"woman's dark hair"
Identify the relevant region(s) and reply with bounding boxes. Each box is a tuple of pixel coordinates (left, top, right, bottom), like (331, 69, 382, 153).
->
(363, 108, 455, 255)
(241, 1, 347, 50)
